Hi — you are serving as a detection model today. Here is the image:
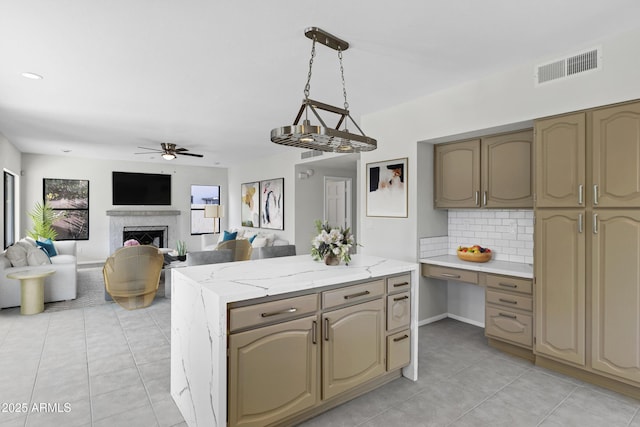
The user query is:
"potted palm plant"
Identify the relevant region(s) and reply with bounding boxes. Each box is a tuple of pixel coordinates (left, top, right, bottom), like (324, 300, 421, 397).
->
(26, 201, 59, 240)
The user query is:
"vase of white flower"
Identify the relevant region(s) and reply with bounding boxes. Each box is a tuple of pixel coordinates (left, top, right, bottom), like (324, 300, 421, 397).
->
(310, 220, 354, 265)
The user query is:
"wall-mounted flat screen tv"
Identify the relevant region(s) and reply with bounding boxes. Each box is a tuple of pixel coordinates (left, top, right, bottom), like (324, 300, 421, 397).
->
(112, 171, 171, 205)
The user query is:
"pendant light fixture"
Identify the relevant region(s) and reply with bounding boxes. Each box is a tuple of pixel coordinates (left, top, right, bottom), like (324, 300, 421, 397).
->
(270, 27, 376, 153)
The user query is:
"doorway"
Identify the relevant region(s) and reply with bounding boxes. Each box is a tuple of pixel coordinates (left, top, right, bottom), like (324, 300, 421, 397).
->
(324, 177, 352, 229)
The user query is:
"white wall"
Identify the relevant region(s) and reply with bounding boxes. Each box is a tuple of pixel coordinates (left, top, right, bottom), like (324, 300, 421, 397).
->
(361, 26, 640, 324)
(0, 133, 22, 248)
(21, 154, 227, 262)
(294, 164, 357, 254)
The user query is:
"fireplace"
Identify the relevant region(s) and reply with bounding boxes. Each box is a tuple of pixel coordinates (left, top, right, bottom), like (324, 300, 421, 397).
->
(123, 226, 168, 247)
(107, 209, 181, 254)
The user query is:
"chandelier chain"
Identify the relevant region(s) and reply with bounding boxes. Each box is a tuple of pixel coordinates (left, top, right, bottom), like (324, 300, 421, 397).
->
(338, 47, 349, 112)
(304, 36, 317, 100)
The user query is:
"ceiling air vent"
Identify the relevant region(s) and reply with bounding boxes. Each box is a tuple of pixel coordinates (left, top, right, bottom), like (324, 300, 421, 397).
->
(535, 47, 601, 85)
(301, 149, 323, 159)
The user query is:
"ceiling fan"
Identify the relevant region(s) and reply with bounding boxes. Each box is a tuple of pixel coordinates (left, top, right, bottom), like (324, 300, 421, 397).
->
(135, 143, 204, 160)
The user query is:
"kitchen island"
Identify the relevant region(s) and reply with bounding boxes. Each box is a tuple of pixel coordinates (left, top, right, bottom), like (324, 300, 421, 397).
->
(170, 254, 419, 427)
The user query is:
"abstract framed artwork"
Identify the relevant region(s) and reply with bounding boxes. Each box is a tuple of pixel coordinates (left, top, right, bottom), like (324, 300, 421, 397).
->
(366, 158, 408, 217)
(241, 181, 260, 228)
(43, 178, 90, 240)
(259, 178, 284, 230)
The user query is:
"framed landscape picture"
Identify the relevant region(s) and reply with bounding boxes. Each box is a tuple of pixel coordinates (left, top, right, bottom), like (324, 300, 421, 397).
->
(43, 178, 90, 240)
(241, 181, 260, 228)
(259, 178, 284, 230)
(366, 158, 408, 217)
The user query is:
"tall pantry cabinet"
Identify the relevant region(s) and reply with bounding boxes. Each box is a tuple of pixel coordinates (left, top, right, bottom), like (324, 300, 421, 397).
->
(534, 100, 640, 387)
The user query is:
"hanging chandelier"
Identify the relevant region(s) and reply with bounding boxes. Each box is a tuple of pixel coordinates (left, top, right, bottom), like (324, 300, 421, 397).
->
(270, 27, 376, 153)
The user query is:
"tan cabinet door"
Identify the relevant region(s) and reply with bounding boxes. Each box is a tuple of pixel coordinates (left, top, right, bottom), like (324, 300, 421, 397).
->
(322, 298, 385, 400)
(592, 210, 640, 383)
(592, 102, 640, 207)
(481, 130, 533, 208)
(535, 210, 586, 366)
(534, 113, 586, 207)
(228, 315, 319, 427)
(434, 139, 480, 208)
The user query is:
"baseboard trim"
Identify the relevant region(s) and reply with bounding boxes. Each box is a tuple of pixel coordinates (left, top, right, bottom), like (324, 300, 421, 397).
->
(418, 313, 485, 328)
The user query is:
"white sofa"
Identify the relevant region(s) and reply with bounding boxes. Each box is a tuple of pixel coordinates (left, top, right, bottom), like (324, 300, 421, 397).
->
(201, 229, 290, 251)
(0, 239, 77, 309)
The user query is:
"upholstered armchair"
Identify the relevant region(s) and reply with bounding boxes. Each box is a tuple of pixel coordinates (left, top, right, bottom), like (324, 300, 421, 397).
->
(215, 239, 253, 261)
(103, 245, 164, 310)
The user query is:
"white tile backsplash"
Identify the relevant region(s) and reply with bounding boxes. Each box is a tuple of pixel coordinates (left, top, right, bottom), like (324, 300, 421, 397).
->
(420, 209, 534, 264)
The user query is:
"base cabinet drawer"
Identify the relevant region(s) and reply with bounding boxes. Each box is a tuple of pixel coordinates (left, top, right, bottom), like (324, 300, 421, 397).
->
(483, 273, 532, 295)
(387, 330, 411, 371)
(486, 290, 532, 312)
(485, 306, 532, 348)
(421, 264, 478, 284)
(387, 292, 410, 331)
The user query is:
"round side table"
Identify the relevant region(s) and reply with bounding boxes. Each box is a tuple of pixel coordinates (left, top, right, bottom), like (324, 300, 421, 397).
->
(6, 269, 56, 315)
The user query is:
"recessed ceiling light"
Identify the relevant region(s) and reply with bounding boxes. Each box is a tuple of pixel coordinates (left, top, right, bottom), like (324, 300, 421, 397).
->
(62, 149, 71, 153)
(21, 72, 43, 80)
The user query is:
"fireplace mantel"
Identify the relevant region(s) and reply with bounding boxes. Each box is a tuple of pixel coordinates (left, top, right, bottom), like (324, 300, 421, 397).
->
(106, 209, 181, 216)
(108, 209, 181, 253)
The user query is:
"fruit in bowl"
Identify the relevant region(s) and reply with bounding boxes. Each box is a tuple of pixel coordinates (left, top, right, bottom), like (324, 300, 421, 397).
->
(457, 245, 492, 262)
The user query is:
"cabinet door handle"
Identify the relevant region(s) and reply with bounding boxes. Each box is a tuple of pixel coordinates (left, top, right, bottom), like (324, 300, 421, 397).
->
(312, 320, 317, 344)
(578, 214, 583, 233)
(393, 282, 409, 287)
(324, 318, 330, 341)
(498, 298, 518, 305)
(260, 307, 297, 318)
(498, 282, 517, 288)
(578, 184, 584, 205)
(393, 334, 409, 342)
(593, 184, 599, 205)
(498, 312, 517, 319)
(344, 290, 370, 300)
(393, 295, 409, 301)
(440, 273, 461, 279)
(475, 191, 479, 206)
(483, 191, 487, 206)
(593, 213, 598, 234)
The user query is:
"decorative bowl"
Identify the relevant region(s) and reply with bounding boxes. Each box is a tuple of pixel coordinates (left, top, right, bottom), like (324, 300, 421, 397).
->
(457, 246, 492, 263)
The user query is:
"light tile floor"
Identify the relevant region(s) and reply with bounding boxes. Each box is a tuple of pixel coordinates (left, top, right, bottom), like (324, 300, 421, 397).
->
(1, 303, 639, 426)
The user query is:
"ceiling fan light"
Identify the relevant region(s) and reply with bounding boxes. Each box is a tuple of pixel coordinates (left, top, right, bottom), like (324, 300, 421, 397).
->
(162, 153, 176, 160)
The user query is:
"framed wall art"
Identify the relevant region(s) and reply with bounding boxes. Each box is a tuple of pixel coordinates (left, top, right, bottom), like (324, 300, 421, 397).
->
(259, 178, 284, 230)
(366, 158, 408, 217)
(240, 181, 260, 228)
(43, 178, 90, 240)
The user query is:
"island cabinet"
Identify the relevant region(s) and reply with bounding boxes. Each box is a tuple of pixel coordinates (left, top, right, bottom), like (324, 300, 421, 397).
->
(434, 129, 533, 209)
(226, 274, 412, 427)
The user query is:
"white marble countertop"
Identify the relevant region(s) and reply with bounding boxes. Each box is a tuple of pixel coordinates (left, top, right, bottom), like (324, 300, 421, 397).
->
(419, 254, 533, 278)
(173, 254, 419, 304)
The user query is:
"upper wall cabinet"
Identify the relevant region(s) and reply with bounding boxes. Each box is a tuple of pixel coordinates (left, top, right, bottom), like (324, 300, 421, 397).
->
(535, 101, 640, 208)
(534, 112, 586, 208)
(592, 102, 640, 208)
(434, 130, 533, 209)
(434, 139, 480, 208)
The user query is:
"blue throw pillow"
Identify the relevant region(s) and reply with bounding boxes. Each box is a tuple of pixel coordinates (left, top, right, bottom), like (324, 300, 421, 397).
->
(36, 238, 58, 257)
(248, 234, 257, 244)
(222, 230, 237, 241)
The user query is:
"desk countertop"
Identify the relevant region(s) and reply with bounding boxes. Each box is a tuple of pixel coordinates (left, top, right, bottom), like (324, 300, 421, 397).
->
(419, 254, 533, 278)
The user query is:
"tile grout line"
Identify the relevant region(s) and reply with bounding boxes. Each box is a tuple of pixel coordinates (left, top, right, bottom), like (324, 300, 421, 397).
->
(444, 360, 534, 426)
(534, 385, 579, 427)
(24, 313, 53, 427)
(83, 306, 95, 427)
(627, 405, 640, 427)
(116, 308, 163, 426)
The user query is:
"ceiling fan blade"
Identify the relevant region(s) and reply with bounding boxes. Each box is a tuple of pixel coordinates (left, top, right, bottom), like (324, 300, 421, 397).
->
(176, 152, 204, 158)
(174, 147, 189, 152)
(137, 146, 162, 152)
